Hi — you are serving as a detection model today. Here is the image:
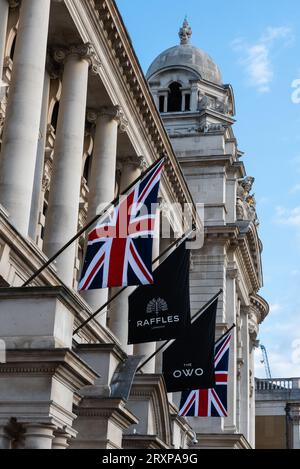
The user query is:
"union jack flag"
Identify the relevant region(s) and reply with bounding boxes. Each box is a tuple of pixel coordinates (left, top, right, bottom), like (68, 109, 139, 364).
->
(179, 330, 232, 417)
(79, 158, 164, 290)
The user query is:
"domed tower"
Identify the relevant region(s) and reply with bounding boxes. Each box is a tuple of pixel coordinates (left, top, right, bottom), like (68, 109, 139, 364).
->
(147, 20, 269, 449)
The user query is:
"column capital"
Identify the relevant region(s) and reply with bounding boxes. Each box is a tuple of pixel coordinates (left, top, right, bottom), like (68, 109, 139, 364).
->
(8, 0, 19, 8)
(53, 43, 101, 75)
(87, 105, 128, 131)
(118, 155, 147, 171)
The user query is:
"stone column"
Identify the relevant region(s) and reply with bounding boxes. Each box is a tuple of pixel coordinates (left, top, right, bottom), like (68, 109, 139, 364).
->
(249, 310, 259, 448)
(52, 430, 70, 449)
(81, 106, 126, 322)
(28, 71, 50, 241)
(109, 156, 145, 350)
(134, 197, 161, 373)
(0, 0, 9, 82)
(289, 404, 300, 449)
(0, 0, 51, 235)
(239, 306, 250, 442)
(224, 267, 237, 433)
(23, 424, 55, 449)
(43, 44, 99, 287)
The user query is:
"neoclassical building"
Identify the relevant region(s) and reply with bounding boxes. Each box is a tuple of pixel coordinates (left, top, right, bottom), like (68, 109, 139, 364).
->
(0, 0, 268, 449)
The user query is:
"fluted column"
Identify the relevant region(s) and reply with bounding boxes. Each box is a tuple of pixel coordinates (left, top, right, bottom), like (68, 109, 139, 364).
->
(109, 155, 145, 350)
(23, 424, 55, 449)
(28, 71, 50, 240)
(134, 197, 161, 373)
(43, 44, 100, 287)
(0, 0, 51, 235)
(81, 106, 126, 322)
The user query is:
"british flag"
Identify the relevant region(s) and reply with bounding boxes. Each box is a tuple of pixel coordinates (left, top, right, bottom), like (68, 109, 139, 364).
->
(79, 158, 164, 290)
(179, 330, 232, 417)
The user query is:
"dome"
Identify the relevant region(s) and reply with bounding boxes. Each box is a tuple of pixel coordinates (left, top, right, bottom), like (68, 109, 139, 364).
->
(146, 19, 223, 85)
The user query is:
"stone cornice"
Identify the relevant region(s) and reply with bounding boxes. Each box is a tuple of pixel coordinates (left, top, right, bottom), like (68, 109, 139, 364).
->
(75, 342, 127, 364)
(0, 348, 99, 389)
(75, 398, 138, 428)
(250, 294, 269, 324)
(123, 435, 170, 450)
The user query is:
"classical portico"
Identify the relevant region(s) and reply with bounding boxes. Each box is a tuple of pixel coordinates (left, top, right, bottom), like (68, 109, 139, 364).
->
(0, 0, 199, 450)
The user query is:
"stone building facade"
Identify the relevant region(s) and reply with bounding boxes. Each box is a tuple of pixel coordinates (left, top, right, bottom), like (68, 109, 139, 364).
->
(146, 19, 269, 448)
(0, 1, 268, 449)
(256, 378, 300, 449)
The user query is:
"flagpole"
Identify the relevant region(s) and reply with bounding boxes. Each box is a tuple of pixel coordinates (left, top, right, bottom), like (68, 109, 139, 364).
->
(73, 228, 195, 335)
(136, 289, 223, 373)
(215, 323, 236, 345)
(22, 155, 165, 287)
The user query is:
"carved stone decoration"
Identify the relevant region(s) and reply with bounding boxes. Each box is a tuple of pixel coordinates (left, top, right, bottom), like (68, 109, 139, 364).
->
(248, 311, 259, 341)
(198, 123, 225, 133)
(198, 93, 211, 111)
(53, 43, 101, 75)
(179, 18, 192, 45)
(236, 176, 259, 225)
(249, 370, 254, 398)
(215, 96, 229, 115)
(8, 0, 20, 8)
(119, 155, 147, 171)
(99, 105, 128, 131)
(42, 173, 51, 192)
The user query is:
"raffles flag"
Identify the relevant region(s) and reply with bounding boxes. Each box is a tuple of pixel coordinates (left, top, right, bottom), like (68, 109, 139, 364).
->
(128, 242, 191, 345)
(162, 298, 218, 393)
(79, 158, 164, 290)
(179, 330, 232, 417)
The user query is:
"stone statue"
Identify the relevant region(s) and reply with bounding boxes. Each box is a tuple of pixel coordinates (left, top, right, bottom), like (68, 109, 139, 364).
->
(236, 176, 259, 224)
(215, 96, 229, 114)
(198, 93, 210, 111)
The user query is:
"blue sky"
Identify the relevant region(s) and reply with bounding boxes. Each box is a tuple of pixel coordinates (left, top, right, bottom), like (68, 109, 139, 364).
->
(116, 0, 300, 378)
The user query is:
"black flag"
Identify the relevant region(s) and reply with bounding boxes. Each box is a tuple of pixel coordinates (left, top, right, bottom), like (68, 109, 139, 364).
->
(162, 298, 218, 393)
(128, 242, 190, 344)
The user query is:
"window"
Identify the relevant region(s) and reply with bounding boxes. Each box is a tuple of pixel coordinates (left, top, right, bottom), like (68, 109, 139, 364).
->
(159, 95, 165, 113)
(9, 35, 16, 61)
(167, 82, 182, 112)
(185, 93, 191, 111)
(83, 154, 91, 183)
(51, 101, 59, 132)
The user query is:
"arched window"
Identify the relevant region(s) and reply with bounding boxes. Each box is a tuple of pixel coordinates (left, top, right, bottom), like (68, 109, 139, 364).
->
(83, 154, 91, 183)
(51, 101, 59, 132)
(9, 35, 16, 61)
(167, 82, 182, 112)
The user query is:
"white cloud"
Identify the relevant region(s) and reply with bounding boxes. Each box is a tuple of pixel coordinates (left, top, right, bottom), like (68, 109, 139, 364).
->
(269, 303, 282, 315)
(232, 26, 293, 93)
(255, 348, 300, 378)
(275, 205, 300, 227)
(290, 184, 300, 194)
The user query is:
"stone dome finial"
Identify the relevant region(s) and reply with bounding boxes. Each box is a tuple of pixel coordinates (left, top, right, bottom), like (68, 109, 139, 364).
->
(179, 17, 192, 45)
